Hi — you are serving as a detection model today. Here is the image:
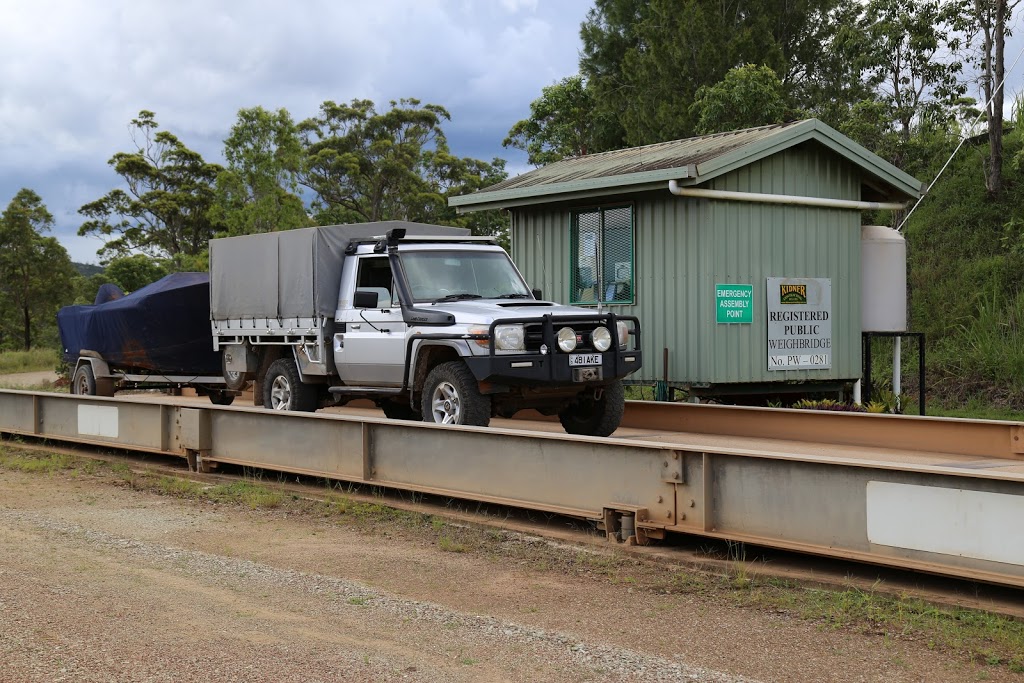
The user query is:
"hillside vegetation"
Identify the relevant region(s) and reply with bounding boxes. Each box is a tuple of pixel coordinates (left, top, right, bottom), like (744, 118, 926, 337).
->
(905, 123, 1024, 410)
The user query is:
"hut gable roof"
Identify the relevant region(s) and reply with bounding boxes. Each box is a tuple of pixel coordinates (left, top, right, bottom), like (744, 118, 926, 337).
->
(450, 119, 923, 212)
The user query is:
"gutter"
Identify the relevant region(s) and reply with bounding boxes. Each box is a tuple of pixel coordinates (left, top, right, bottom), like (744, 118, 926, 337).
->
(668, 180, 909, 211)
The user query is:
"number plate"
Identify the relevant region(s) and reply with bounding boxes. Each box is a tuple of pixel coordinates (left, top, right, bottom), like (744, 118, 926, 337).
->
(569, 353, 601, 367)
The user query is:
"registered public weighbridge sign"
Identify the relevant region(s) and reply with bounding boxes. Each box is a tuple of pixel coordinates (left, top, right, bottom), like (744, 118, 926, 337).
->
(766, 277, 832, 371)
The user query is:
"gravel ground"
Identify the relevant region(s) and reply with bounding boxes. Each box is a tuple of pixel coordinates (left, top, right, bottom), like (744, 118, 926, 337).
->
(0, 465, 1008, 683)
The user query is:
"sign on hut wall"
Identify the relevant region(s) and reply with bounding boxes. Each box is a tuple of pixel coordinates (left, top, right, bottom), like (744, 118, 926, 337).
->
(766, 277, 832, 371)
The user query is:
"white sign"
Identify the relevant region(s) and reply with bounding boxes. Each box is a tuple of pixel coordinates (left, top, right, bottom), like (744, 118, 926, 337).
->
(766, 277, 831, 371)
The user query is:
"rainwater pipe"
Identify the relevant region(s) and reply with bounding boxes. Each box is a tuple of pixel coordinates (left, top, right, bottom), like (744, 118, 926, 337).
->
(667, 180, 909, 212)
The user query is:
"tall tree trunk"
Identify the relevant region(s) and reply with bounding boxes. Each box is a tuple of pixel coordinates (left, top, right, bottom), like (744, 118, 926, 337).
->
(988, 0, 1005, 197)
(22, 304, 30, 351)
(978, 0, 1009, 197)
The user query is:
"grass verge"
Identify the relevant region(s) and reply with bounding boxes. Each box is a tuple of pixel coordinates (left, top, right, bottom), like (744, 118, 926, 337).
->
(2, 444, 1024, 675)
(0, 348, 59, 375)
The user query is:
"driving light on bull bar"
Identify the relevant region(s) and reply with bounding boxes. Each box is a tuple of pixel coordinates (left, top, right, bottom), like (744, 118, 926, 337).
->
(494, 324, 525, 351)
(556, 326, 577, 352)
(591, 326, 612, 352)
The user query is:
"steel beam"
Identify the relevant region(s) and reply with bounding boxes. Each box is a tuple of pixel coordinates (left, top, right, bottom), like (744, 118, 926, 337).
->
(3, 389, 1024, 588)
(617, 401, 1024, 460)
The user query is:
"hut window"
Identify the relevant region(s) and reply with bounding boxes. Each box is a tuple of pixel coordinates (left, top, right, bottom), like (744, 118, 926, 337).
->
(570, 206, 634, 305)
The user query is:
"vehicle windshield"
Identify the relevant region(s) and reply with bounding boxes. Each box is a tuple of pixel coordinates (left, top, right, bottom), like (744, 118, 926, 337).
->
(401, 250, 532, 303)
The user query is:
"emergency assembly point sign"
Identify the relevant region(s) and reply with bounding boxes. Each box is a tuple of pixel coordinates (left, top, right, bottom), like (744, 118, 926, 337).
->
(716, 284, 753, 323)
(766, 277, 832, 371)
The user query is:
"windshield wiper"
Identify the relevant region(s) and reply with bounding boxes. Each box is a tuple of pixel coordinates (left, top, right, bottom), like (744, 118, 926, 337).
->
(433, 293, 483, 302)
(496, 293, 532, 299)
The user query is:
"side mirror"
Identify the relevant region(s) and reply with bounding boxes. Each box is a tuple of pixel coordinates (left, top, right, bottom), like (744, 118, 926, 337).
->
(531, 288, 542, 300)
(353, 290, 378, 309)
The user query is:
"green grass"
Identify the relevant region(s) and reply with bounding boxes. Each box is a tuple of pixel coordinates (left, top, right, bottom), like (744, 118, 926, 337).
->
(738, 584, 1024, 673)
(921, 401, 1024, 422)
(0, 348, 60, 374)
(0, 448, 76, 473)
(206, 481, 285, 509)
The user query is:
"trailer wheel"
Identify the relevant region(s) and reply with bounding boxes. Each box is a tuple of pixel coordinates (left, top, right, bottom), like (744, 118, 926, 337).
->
(558, 380, 625, 437)
(208, 390, 236, 406)
(379, 399, 421, 421)
(421, 361, 490, 427)
(263, 358, 317, 412)
(72, 364, 96, 396)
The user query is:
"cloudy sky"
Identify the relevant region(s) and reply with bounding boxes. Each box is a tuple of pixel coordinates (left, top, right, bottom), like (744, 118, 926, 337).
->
(5, 2, 1024, 266)
(0, 0, 593, 264)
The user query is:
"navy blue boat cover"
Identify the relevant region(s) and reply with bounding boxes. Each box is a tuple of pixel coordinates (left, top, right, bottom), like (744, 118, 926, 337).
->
(57, 272, 220, 375)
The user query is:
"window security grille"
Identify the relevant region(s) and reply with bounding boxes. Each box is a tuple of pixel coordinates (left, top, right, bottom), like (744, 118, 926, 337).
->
(570, 206, 633, 305)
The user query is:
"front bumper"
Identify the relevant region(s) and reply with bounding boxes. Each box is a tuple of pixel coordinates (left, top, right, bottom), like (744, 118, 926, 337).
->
(465, 313, 642, 385)
(464, 349, 642, 385)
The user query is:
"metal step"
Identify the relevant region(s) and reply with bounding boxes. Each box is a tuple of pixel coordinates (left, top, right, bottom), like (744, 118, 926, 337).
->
(328, 386, 403, 396)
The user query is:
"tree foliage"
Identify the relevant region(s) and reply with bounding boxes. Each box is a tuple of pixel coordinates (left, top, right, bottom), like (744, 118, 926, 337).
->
(78, 111, 223, 263)
(298, 98, 451, 224)
(577, 0, 853, 147)
(297, 98, 508, 240)
(103, 254, 169, 293)
(854, 0, 966, 165)
(691, 64, 798, 135)
(0, 189, 76, 350)
(503, 75, 606, 165)
(214, 106, 309, 235)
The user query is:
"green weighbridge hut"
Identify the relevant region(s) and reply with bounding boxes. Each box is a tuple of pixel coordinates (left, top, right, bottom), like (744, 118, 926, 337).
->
(450, 119, 924, 399)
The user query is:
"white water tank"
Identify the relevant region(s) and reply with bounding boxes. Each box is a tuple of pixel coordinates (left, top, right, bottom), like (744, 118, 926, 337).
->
(861, 225, 907, 332)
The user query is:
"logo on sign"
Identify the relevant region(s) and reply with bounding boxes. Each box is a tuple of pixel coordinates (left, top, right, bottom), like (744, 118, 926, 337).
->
(779, 284, 807, 305)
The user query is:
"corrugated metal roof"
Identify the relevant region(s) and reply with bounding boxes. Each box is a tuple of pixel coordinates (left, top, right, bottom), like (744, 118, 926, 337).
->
(483, 122, 795, 194)
(450, 119, 924, 211)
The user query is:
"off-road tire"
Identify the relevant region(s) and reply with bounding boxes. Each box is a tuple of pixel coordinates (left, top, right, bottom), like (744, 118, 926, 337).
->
(263, 358, 318, 412)
(421, 361, 490, 427)
(558, 380, 625, 437)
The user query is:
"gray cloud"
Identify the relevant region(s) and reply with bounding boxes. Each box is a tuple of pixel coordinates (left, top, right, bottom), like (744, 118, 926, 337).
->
(0, 0, 590, 263)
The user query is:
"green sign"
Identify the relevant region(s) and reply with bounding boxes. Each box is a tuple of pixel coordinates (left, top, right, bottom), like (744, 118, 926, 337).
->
(716, 283, 753, 323)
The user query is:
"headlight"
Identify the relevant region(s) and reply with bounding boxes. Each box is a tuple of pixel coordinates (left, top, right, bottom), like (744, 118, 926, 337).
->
(591, 326, 612, 352)
(556, 326, 577, 352)
(494, 324, 525, 351)
(616, 321, 630, 349)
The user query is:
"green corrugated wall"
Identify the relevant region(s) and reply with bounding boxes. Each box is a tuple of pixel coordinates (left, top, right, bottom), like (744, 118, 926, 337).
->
(511, 143, 864, 386)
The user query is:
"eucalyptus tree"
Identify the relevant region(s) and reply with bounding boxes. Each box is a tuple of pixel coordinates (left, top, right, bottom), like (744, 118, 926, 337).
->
(854, 0, 966, 165)
(0, 189, 75, 350)
(78, 110, 223, 264)
(503, 75, 606, 165)
(298, 97, 508, 241)
(958, 0, 1021, 196)
(214, 106, 309, 235)
(298, 98, 449, 224)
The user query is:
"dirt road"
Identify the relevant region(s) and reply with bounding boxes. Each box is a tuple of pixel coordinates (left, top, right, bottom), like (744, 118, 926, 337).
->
(0, 370, 59, 387)
(0, 455, 1007, 683)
